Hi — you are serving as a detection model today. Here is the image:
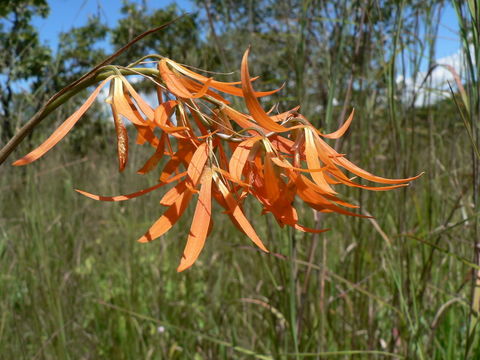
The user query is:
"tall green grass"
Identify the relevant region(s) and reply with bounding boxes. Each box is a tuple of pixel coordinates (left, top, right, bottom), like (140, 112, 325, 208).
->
(1, 1, 479, 359)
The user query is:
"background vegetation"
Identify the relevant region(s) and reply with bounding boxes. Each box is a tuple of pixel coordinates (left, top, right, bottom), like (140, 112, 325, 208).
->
(1, 0, 479, 358)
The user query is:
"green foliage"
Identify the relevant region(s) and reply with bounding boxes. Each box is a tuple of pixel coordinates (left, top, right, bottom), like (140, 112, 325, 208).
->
(0, 0, 51, 140)
(1, 0, 478, 358)
(111, 3, 200, 65)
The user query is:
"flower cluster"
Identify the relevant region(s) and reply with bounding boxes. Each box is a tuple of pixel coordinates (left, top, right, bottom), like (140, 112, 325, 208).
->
(13, 49, 420, 271)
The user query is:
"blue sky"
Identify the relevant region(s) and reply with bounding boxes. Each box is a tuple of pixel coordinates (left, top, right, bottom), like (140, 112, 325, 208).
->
(436, 4, 461, 59)
(32, 0, 194, 50)
(32, 0, 461, 69)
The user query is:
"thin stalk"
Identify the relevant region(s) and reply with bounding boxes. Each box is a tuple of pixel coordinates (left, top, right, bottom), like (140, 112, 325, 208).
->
(288, 227, 300, 360)
(452, 1, 480, 357)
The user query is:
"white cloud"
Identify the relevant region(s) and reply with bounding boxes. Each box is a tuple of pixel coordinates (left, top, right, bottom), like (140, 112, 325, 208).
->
(398, 48, 469, 107)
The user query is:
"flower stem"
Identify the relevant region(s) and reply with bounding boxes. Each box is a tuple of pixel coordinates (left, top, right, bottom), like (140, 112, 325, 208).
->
(288, 226, 300, 359)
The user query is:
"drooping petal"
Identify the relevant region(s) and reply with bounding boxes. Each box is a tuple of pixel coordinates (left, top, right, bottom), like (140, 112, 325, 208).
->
(297, 174, 358, 208)
(159, 143, 195, 182)
(160, 179, 188, 206)
(293, 223, 330, 234)
(111, 78, 147, 126)
(134, 121, 160, 147)
(187, 142, 209, 186)
(13, 76, 114, 166)
(74, 171, 186, 202)
(138, 188, 194, 243)
(229, 136, 262, 181)
(221, 106, 262, 133)
(120, 76, 155, 119)
(214, 173, 269, 252)
(137, 133, 166, 174)
(313, 134, 423, 184)
(154, 100, 178, 127)
(293, 173, 370, 218)
(177, 170, 213, 272)
(263, 152, 281, 203)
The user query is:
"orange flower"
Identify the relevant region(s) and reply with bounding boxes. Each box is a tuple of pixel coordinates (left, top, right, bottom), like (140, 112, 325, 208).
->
(14, 48, 422, 271)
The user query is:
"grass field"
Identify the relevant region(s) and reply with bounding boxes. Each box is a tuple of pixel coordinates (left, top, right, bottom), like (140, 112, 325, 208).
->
(1, 101, 477, 359)
(2, 0, 480, 359)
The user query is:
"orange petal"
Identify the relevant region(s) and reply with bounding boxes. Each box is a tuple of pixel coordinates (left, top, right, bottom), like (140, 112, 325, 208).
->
(160, 179, 188, 206)
(304, 129, 336, 194)
(241, 49, 289, 133)
(137, 133, 166, 174)
(75, 171, 186, 202)
(187, 142, 209, 186)
(293, 173, 369, 218)
(229, 136, 262, 181)
(221, 106, 262, 133)
(297, 174, 358, 208)
(270, 155, 326, 173)
(13, 76, 114, 165)
(293, 224, 330, 234)
(179, 76, 230, 104)
(270, 106, 300, 123)
(120, 77, 154, 119)
(214, 174, 269, 252)
(134, 121, 159, 147)
(177, 171, 213, 272)
(159, 59, 196, 98)
(138, 188, 194, 243)
(167, 59, 280, 98)
(212, 166, 250, 188)
(319, 109, 354, 139)
(111, 78, 147, 126)
(154, 100, 178, 127)
(263, 152, 281, 202)
(335, 155, 423, 184)
(159, 144, 195, 182)
(312, 133, 422, 184)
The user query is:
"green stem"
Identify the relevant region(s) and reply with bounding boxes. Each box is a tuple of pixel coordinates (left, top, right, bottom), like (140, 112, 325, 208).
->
(288, 227, 300, 360)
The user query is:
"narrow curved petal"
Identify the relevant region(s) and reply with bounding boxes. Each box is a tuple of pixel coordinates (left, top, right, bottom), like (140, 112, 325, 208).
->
(304, 129, 336, 194)
(241, 49, 290, 133)
(229, 136, 262, 181)
(214, 173, 269, 252)
(120, 76, 155, 119)
(138, 188, 194, 243)
(154, 100, 178, 127)
(187, 142, 209, 186)
(13, 76, 114, 165)
(167, 59, 281, 98)
(75, 171, 186, 202)
(319, 109, 355, 139)
(177, 171, 213, 272)
(137, 133, 166, 174)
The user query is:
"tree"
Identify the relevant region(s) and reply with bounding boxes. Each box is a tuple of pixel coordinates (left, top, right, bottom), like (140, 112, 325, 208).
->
(0, 0, 51, 142)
